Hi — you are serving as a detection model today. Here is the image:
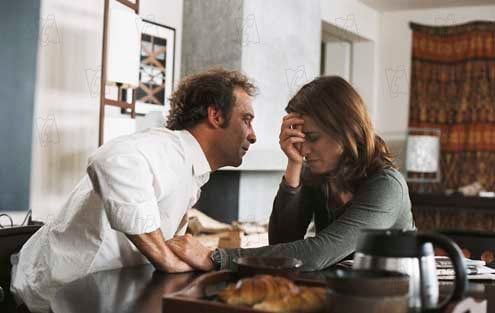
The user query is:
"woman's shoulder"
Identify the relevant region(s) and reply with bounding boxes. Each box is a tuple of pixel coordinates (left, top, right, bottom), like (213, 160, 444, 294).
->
(359, 167, 408, 194)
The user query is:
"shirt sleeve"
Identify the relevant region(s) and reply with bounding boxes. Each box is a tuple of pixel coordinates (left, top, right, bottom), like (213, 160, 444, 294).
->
(87, 152, 161, 235)
(218, 172, 406, 271)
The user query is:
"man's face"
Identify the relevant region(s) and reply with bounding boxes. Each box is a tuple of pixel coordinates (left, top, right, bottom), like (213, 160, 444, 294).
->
(219, 88, 256, 167)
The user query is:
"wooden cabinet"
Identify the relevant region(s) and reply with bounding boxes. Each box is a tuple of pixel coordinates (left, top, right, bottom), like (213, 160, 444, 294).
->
(411, 193, 495, 231)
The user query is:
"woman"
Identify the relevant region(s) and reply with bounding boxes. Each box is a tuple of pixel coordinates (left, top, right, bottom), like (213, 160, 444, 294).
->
(168, 76, 415, 271)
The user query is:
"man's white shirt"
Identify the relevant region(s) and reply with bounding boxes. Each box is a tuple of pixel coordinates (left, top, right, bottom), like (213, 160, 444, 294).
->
(11, 128, 211, 312)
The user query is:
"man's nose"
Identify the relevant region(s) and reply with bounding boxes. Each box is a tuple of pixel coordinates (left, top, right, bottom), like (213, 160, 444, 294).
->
(247, 128, 256, 144)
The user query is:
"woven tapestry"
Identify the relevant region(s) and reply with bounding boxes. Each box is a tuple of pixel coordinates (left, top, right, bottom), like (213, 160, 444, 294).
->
(408, 21, 495, 193)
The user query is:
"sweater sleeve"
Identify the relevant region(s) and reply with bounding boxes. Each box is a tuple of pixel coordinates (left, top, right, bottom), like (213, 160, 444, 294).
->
(218, 172, 406, 271)
(268, 177, 314, 244)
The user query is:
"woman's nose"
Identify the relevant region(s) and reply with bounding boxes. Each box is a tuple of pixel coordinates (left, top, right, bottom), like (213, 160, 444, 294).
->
(300, 141, 310, 156)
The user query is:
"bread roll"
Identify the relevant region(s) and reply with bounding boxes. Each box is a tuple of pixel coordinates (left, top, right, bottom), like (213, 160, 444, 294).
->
(218, 275, 299, 306)
(253, 286, 327, 313)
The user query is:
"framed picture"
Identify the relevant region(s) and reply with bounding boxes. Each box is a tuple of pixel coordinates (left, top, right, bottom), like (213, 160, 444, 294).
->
(129, 19, 175, 116)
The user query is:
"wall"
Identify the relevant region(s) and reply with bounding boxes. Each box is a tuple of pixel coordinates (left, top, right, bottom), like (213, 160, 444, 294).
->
(0, 0, 40, 219)
(320, 0, 380, 42)
(320, 0, 381, 126)
(29, 0, 184, 222)
(322, 41, 351, 80)
(181, 0, 243, 77)
(237, 0, 321, 222)
(376, 5, 495, 168)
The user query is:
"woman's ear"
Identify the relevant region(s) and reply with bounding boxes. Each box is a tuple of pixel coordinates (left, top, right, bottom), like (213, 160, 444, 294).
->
(206, 106, 225, 129)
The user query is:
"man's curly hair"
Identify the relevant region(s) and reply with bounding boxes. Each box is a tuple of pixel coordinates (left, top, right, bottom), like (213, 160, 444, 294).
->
(166, 68, 257, 130)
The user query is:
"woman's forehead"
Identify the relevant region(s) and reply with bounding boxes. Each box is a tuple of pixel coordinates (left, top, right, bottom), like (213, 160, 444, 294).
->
(302, 115, 321, 132)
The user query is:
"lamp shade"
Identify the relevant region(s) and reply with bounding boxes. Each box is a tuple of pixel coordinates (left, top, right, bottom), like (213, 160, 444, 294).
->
(105, 8, 142, 87)
(406, 135, 440, 173)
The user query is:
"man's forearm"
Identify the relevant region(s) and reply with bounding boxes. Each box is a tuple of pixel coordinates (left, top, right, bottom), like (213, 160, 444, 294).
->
(126, 229, 192, 272)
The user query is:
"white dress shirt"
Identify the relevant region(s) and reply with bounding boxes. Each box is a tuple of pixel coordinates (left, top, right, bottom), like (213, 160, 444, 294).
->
(11, 128, 211, 313)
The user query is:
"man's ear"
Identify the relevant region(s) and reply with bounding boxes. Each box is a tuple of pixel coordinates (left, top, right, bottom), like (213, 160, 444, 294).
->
(207, 106, 225, 129)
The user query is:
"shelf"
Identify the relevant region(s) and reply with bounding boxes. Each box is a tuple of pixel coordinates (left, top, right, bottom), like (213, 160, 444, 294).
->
(410, 193, 495, 211)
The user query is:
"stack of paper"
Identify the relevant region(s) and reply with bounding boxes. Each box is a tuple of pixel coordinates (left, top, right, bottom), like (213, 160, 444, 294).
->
(436, 256, 495, 281)
(187, 209, 269, 249)
(187, 208, 233, 235)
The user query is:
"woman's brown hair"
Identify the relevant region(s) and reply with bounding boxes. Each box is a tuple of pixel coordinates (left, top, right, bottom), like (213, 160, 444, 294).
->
(286, 76, 395, 193)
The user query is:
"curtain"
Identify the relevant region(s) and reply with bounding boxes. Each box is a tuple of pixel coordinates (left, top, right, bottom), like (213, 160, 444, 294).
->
(408, 21, 495, 193)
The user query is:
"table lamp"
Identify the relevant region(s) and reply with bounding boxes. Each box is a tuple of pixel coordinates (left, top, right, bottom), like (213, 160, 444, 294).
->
(405, 128, 441, 187)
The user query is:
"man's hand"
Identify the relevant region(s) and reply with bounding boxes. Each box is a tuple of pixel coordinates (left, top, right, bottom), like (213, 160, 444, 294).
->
(126, 230, 194, 273)
(167, 234, 215, 271)
(161, 253, 195, 273)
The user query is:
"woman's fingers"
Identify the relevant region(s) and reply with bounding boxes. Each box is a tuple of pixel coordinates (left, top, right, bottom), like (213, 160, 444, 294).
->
(280, 117, 304, 133)
(280, 136, 305, 163)
(279, 128, 305, 141)
(281, 116, 304, 127)
(282, 136, 305, 146)
(280, 114, 305, 163)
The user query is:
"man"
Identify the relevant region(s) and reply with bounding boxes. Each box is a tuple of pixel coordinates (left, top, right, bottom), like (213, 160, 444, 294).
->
(11, 68, 257, 312)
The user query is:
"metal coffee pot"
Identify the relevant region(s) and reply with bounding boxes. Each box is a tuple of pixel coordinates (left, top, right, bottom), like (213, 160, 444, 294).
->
(353, 229, 467, 312)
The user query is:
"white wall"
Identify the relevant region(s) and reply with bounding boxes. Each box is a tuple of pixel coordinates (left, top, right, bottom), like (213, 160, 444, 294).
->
(376, 5, 495, 141)
(320, 0, 381, 125)
(30, 0, 183, 221)
(323, 41, 351, 81)
(237, 0, 321, 222)
(320, 0, 380, 42)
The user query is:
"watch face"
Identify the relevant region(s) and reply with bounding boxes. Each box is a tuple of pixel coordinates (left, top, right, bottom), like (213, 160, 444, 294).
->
(211, 249, 222, 269)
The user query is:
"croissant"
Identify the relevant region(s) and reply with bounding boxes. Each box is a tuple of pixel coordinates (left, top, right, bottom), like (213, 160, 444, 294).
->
(253, 286, 327, 313)
(218, 275, 299, 306)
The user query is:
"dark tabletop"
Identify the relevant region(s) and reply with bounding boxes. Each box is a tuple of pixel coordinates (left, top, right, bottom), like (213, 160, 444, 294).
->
(50, 264, 495, 313)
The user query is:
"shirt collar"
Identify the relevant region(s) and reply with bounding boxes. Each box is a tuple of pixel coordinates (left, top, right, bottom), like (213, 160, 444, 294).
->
(176, 130, 211, 177)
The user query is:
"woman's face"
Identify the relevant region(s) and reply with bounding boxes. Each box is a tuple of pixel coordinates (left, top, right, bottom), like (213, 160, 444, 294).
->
(301, 115, 343, 175)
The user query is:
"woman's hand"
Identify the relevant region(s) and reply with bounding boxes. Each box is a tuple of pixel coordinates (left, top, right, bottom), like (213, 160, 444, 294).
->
(279, 114, 305, 163)
(167, 234, 215, 271)
(279, 114, 305, 187)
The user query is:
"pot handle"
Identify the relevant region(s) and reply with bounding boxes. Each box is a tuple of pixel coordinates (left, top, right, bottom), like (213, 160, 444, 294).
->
(418, 232, 468, 312)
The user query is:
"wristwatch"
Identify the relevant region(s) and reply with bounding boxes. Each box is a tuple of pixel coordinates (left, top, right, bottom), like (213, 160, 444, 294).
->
(209, 248, 222, 270)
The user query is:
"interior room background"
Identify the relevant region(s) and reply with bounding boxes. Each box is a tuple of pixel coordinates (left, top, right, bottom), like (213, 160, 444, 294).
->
(1, 0, 495, 226)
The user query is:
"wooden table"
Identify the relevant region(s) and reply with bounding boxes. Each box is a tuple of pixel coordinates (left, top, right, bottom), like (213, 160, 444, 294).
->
(49, 264, 495, 313)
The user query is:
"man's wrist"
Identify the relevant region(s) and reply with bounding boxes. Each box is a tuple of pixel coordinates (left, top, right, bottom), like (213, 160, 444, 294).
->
(209, 249, 222, 271)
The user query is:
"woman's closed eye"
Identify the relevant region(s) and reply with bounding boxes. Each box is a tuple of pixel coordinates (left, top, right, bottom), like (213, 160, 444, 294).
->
(305, 133, 319, 142)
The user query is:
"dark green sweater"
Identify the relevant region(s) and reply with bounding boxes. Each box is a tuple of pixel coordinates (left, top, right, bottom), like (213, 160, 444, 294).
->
(218, 168, 415, 271)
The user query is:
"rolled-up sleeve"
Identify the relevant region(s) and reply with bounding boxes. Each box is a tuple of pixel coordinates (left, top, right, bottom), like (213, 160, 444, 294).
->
(87, 153, 161, 235)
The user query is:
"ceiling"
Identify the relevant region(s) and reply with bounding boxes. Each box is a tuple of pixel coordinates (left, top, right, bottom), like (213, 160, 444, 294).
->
(358, 0, 495, 11)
